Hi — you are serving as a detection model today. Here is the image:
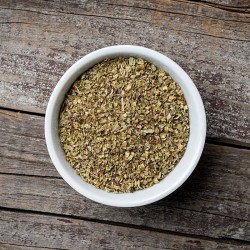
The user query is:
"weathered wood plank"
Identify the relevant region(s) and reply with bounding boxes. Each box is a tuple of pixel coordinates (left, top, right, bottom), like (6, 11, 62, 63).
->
(0, 210, 249, 249)
(0, 110, 57, 177)
(0, 1, 249, 144)
(0, 244, 47, 250)
(1, 173, 249, 241)
(1, 0, 250, 24)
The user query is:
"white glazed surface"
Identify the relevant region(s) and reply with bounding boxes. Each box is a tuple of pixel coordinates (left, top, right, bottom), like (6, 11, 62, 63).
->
(45, 45, 206, 207)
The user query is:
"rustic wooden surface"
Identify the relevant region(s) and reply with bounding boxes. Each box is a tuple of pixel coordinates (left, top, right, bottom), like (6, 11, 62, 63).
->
(0, 0, 250, 249)
(1, 210, 249, 250)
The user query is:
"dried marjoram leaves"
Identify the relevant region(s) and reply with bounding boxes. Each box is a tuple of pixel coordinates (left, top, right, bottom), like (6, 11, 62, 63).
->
(59, 57, 189, 193)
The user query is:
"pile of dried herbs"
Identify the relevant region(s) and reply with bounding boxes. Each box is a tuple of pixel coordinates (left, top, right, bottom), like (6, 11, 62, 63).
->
(59, 57, 189, 193)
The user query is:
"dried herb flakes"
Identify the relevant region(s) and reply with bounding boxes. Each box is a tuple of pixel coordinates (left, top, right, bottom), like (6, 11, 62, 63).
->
(59, 57, 189, 193)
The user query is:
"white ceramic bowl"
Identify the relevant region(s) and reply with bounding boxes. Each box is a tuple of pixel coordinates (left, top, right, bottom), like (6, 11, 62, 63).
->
(45, 45, 206, 207)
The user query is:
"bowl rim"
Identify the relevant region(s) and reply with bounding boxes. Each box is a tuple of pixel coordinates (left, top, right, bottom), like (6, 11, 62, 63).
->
(45, 45, 206, 207)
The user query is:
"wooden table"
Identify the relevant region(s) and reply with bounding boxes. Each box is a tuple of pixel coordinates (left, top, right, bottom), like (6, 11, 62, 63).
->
(1, 0, 249, 249)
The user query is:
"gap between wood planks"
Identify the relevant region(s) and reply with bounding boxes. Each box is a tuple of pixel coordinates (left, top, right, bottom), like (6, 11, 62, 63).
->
(103, 1, 250, 23)
(0, 243, 60, 250)
(1, 106, 249, 149)
(187, 0, 250, 13)
(0, 206, 249, 247)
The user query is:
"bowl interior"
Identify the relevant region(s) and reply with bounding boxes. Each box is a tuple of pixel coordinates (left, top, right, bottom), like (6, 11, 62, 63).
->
(45, 45, 206, 207)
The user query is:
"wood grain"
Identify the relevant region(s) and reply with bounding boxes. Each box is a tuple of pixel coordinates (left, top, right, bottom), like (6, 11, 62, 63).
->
(1, 173, 249, 241)
(0, 0, 250, 144)
(1, 210, 249, 250)
(1, 110, 249, 241)
(0, 244, 47, 250)
(0, 110, 57, 177)
(0, 1, 250, 248)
